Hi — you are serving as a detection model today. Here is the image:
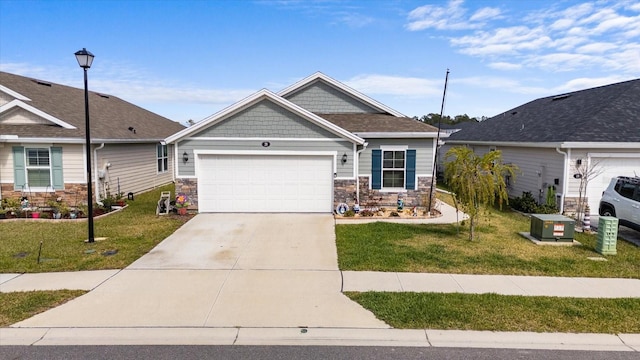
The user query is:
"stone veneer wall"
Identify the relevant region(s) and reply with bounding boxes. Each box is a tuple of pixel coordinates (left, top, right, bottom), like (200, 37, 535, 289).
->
(1, 183, 89, 208)
(175, 178, 198, 210)
(334, 176, 436, 211)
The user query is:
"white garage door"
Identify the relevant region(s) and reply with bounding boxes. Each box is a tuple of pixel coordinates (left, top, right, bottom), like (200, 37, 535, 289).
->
(587, 157, 640, 214)
(197, 154, 333, 213)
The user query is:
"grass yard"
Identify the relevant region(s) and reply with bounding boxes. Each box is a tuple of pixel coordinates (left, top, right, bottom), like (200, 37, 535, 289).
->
(0, 290, 86, 327)
(0, 184, 191, 273)
(336, 205, 640, 278)
(346, 292, 640, 333)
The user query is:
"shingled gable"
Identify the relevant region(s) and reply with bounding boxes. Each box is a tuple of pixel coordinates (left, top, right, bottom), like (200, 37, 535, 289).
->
(448, 78, 640, 144)
(0, 71, 184, 142)
(165, 88, 365, 144)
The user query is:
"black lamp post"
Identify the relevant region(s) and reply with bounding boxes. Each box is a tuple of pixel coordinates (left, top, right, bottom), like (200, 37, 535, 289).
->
(75, 48, 95, 243)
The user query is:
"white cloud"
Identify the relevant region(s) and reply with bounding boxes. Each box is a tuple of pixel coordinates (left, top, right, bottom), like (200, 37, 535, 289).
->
(345, 74, 443, 97)
(576, 42, 618, 54)
(406, 0, 481, 31)
(488, 62, 522, 70)
(469, 7, 501, 22)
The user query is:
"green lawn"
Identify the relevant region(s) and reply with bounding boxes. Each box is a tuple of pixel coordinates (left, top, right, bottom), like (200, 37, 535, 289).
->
(336, 206, 640, 278)
(0, 184, 191, 273)
(346, 292, 640, 333)
(0, 290, 86, 327)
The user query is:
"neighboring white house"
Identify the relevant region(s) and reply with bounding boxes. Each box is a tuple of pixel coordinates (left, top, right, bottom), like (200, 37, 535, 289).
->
(0, 71, 185, 207)
(165, 72, 443, 213)
(444, 78, 640, 216)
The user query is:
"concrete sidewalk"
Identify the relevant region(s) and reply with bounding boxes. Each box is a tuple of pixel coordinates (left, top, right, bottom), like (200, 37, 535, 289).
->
(3, 270, 640, 298)
(342, 271, 640, 298)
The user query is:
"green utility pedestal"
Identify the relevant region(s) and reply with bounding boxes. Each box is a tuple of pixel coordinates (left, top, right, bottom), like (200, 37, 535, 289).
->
(596, 216, 618, 255)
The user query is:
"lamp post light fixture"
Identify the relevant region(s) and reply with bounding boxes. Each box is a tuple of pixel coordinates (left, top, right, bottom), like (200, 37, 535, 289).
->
(75, 48, 95, 243)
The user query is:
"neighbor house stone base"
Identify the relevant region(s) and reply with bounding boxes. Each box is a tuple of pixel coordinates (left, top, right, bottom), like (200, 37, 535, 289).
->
(1, 183, 90, 208)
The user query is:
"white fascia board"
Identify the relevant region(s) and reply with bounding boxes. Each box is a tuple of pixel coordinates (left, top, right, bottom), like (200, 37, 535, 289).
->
(444, 140, 564, 148)
(445, 140, 640, 149)
(0, 85, 31, 101)
(560, 142, 640, 149)
(277, 72, 407, 118)
(165, 88, 365, 145)
(0, 100, 76, 129)
(355, 132, 441, 138)
(0, 137, 161, 144)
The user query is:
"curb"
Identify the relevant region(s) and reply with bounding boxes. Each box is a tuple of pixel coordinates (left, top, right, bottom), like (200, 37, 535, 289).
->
(1, 327, 639, 351)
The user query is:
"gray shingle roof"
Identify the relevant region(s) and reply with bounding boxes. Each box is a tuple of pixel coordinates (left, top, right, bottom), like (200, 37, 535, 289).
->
(448, 78, 640, 143)
(0, 71, 184, 141)
(317, 113, 439, 133)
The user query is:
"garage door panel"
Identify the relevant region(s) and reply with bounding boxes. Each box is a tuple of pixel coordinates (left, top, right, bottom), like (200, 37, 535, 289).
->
(587, 157, 640, 214)
(198, 155, 333, 213)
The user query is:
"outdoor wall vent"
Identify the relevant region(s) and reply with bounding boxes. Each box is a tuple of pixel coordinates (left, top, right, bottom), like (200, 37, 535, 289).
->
(552, 94, 571, 101)
(32, 80, 51, 87)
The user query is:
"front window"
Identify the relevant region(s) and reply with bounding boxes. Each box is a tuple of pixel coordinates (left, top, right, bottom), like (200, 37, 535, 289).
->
(26, 148, 51, 188)
(157, 144, 168, 172)
(382, 150, 405, 188)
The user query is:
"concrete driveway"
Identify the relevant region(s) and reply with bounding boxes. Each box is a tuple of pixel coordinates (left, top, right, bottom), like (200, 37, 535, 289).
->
(13, 214, 387, 329)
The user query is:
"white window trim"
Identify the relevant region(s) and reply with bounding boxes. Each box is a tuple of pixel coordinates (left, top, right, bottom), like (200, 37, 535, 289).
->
(381, 148, 406, 190)
(24, 146, 53, 192)
(157, 144, 168, 173)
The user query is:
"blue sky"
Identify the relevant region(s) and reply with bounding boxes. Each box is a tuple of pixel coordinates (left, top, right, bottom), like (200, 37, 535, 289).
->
(1, 0, 638, 124)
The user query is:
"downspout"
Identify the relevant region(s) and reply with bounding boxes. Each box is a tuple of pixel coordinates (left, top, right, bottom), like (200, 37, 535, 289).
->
(555, 147, 569, 214)
(94, 143, 105, 205)
(355, 142, 368, 204)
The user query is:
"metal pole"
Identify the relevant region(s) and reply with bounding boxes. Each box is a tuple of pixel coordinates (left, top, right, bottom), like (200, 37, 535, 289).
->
(427, 69, 449, 214)
(84, 67, 95, 243)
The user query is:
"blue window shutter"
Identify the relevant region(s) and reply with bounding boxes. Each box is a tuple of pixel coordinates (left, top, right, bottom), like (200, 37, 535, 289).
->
(406, 149, 416, 190)
(372, 149, 382, 189)
(51, 147, 64, 189)
(12, 146, 26, 190)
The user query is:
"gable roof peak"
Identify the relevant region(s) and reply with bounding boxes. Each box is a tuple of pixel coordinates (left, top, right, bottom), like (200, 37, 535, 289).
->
(278, 72, 406, 118)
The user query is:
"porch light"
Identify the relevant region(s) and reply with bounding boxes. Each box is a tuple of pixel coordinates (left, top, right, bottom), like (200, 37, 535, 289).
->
(341, 153, 348, 164)
(75, 48, 95, 69)
(183, 151, 189, 163)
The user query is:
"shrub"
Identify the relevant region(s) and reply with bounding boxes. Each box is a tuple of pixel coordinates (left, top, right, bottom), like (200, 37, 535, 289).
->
(359, 209, 375, 217)
(511, 191, 558, 214)
(343, 210, 355, 217)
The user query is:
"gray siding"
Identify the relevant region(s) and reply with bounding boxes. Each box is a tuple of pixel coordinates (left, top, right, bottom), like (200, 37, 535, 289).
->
(96, 143, 174, 196)
(466, 146, 565, 202)
(285, 81, 379, 114)
(359, 138, 435, 176)
(195, 100, 337, 138)
(179, 139, 354, 178)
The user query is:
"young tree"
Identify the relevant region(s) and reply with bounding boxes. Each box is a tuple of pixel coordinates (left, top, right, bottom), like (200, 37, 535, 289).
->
(444, 146, 518, 241)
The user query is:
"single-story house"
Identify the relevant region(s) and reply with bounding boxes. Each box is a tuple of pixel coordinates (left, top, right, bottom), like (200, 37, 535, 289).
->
(0, 71, 185, 208)
(165, 72, 442, 213)
(444, 78, 640, 216)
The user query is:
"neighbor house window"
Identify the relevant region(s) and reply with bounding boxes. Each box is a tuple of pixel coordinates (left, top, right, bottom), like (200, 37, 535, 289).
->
(26, 148, 51, 188)
(157, 144, 168, 172)
(382, 150, 405, 188)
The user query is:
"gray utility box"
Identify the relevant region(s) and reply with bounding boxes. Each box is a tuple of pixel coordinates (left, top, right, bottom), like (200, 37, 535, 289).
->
(530, 214, 575, 242)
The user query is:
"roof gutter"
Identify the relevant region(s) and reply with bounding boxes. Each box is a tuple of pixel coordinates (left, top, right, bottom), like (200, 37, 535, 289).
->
(354, 132, 445, 138)
(446, 140, 640, 149)
(0, 137, 165, 144)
